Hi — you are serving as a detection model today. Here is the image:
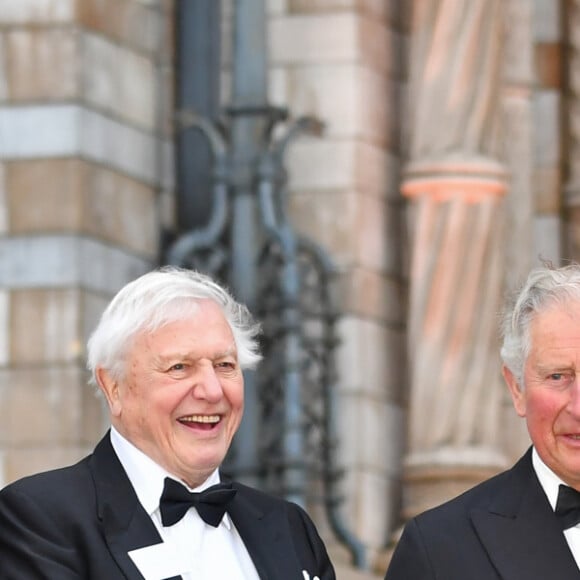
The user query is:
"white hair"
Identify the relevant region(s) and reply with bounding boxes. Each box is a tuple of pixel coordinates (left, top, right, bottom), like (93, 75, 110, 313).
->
(86, 266, 262, 386)
(500, 263, 580, 384)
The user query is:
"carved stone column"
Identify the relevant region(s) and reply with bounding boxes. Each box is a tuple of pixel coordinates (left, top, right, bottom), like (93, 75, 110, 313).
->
(402, 0, 509, 518)
(564, 0, 580, 260)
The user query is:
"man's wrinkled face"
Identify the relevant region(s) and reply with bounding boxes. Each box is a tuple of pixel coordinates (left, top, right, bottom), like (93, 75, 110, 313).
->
(504, 301, 580, 489)
(97, 299, 244, 487)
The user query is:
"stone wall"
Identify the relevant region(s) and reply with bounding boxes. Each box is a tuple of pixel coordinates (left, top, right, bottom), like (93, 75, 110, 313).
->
(0, 1, 571, 578)
(0, 0, 174, 484)
(264, 2, 407, 572)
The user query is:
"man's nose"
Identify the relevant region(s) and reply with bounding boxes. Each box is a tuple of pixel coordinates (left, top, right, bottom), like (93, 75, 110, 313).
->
(568, 378, 580, 416)
(192, 364, 224, 402)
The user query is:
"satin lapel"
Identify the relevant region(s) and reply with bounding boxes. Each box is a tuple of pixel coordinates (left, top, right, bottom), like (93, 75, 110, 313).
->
(90, 434, 183, 580)
(228, 486, 303, 580)
(471, 450, 579, 580)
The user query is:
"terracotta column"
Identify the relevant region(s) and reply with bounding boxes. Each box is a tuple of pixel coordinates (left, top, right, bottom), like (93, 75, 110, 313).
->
(402, 0, 509, 517)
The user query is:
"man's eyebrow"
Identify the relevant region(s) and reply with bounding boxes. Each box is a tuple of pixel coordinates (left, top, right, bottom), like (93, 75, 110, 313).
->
(214, 346, 238, 359)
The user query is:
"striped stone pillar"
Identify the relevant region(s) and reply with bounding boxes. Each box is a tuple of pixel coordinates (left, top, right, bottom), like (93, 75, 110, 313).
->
(401, 0, 509, 518)
(0, 0, 174, 484)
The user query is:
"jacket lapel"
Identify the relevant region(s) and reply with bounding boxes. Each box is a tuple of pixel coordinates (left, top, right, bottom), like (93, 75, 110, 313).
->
(90, 434, 183, 580)
(228, 484, 304, 580)
(471, 449, 580, 580)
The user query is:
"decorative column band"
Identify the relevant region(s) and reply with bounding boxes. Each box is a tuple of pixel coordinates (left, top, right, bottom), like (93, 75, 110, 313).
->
(402, 158, 508, 202)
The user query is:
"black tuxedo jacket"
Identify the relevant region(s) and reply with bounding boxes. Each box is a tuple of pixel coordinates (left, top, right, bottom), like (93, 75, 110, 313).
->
(0, 434, 335, 580)
(385, 448, 580, 579)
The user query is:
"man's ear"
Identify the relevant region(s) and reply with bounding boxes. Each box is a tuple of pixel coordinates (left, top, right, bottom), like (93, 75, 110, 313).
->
(96, 367, 122, 417)
(502, 365, 526, 417)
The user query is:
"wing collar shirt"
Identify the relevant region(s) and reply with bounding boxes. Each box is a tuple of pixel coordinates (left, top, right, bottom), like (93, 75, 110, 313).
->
(532, 447, 580, 569)
(110, 427, 260, 580)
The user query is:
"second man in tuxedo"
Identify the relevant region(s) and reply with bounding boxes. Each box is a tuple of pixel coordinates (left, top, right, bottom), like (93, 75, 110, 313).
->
(386, 263, 580, 579)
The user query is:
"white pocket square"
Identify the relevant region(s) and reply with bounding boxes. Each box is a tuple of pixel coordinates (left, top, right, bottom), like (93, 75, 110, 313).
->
(128, 542, 189, 580)
(302, 571, 320, 580)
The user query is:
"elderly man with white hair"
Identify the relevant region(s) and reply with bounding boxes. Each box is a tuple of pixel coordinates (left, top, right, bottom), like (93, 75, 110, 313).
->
(386, 263, 580, 580)
(0, 267, 335, 580)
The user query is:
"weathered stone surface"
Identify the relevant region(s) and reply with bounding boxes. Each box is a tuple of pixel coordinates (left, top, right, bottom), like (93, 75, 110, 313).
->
(1, 446, 95, 485)
(0, 236, 151, 294)
(0, 105, 172, 188)
(4, 29, 78, 101)
(337, 316, 406, 400)
(0, 0, 75, 24)
(77, 0, 168, 57)
(82, 32, 157, 130)
(10, 289, 83, 364)
(0, 367, 106, 446)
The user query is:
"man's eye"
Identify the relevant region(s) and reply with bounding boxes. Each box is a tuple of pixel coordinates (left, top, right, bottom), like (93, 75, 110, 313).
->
(216, 361, 236, 369)
(169, 363, 186, 371)
(547, 372, 574, 384)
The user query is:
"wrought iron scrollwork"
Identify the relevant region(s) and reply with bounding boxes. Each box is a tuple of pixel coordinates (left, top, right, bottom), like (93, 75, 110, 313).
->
(166, 108, 366, 569)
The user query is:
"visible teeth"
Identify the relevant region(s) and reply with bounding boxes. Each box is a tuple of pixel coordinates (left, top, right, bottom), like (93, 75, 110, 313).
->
(570, 435, 580, 439)
(180, 415, 220, 424)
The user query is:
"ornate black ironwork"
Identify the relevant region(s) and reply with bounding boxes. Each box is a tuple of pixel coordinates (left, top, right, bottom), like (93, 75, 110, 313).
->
(166, 106, 366, 568)
(166, 0, 366, 569)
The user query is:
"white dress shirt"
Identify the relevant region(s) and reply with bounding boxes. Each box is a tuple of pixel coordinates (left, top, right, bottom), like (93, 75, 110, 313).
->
(532, 447, 580, 569)
(110, 427, 260, 580)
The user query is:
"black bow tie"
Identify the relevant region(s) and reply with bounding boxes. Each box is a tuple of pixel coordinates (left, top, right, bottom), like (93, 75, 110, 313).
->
(555, 484, 580, 530)
(159, 477, 237, 527)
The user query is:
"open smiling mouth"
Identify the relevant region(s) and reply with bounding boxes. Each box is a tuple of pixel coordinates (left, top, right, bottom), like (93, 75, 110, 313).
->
(178, 414, 221, 430)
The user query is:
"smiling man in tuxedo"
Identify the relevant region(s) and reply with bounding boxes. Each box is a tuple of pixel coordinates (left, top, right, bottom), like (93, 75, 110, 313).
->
(385, 263, 580, 579)
(0, 267, 335, 580)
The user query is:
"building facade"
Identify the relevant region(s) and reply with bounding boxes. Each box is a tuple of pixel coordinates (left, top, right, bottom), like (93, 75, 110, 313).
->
(0, 0, 569, 578)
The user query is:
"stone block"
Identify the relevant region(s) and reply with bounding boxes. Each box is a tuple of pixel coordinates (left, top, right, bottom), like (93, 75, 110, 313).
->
(289, 190, 359, 265)
(6, 159, 159, 255)
(0, 0, 75, 24)
(78, 0, 166, 57)
(533, 213, 561, 265)
(503, 0, 534, 86)
(532, 90, 561, 165)
(0, 235, 152, 293)
(287, 140, 393, 194)
(82, 161, 159, 255)
(353, 194, 390, 270)
(82, 32, 157, 131)
(335, 315, 406, 401)
(337, 268, 406, 324)
(0, 103, 172, 188)
(82, 291, 110, 347)
(2, 445, 94, 485)
(287, 141, 356, 190)
(534, 43, 562, 89)
(533, 166, 561, 213)
(336, 392, 404, 476)
(0, 367, 105, 446)
(0, 162, 8, 233)
(7, 159, 84, 233)
(359, 13, 394, 76)
(0, 104, 79, 158)
(280, 64, 394, 147)
(270, 13, 359, 64)
(289, 191, 400, 272)
(288, 0, 389, 23)
(270, 11, 394, 75)
(80, 107, 159, 185)
(341, 468, 396, 548)
(78, 237, 153, 295)
(5, 29, 78, 101)
(9, 289, 83, 364)
(533, 0, 561, 42)
(0, 290, 8, 365)
(0, 35, 10, 101)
